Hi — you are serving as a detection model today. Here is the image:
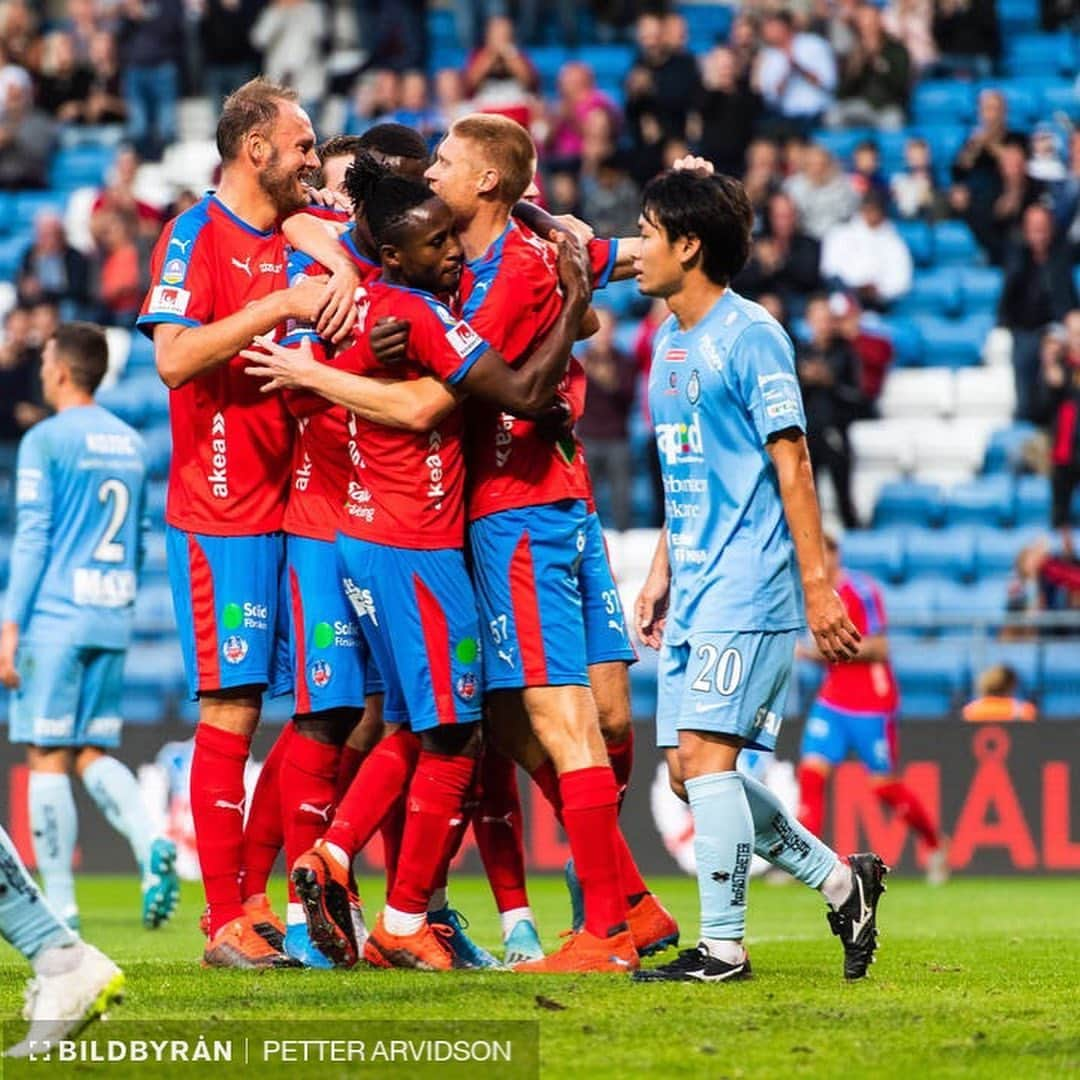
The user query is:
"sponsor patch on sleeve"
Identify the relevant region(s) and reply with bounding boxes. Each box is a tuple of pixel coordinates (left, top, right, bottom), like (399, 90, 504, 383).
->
(148, 285, 192, 317)
(446, 319, 483, 358)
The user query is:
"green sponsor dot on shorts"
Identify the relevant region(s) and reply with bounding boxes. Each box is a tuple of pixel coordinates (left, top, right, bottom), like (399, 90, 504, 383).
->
(455, 637, 478, 664)
(222, 602, 243, 630)
(313, 622, 334, 649)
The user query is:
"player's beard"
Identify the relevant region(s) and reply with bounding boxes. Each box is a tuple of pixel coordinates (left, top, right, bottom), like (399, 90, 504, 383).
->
(258, 147, 309, 217)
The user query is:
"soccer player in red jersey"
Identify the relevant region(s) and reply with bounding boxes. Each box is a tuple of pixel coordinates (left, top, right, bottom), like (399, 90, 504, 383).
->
(419, 114, 659, 972)
(237, 125, 438, 968)
(246, 159, 593, 969)
(136, 79, 348, 968)
(797, 534, 947, 883)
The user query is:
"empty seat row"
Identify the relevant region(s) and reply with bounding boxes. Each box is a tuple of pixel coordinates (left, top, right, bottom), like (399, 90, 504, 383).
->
(891, 265, 1003, 319)
(842, 523, 1045, 583)
(877, 365, 1014, 420)
(871, 475, 1057, 530)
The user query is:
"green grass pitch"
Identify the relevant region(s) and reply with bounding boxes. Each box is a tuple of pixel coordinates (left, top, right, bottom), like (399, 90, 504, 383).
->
(2, 874, 1079, 1078)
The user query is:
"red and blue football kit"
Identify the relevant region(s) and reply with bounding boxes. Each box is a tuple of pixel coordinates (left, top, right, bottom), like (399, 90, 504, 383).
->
(460, 223, 619, 690)
(137, 194, 291, 699)
(335, 280, 489, 731)
(801, 571, 899, 774)
(278, 232, 387, 715)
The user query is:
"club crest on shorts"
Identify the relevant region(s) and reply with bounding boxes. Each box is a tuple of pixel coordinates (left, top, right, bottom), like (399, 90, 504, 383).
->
(310, 659, 332, 688)
(455, 671, 477, 702)
(222, 635, 248, 664)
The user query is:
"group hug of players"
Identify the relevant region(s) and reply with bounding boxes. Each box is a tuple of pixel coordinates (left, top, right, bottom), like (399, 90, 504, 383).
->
(136, 81, 684, 974)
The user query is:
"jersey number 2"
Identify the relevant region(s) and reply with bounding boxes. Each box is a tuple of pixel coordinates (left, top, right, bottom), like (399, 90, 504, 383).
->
(94, 479, 129, 563)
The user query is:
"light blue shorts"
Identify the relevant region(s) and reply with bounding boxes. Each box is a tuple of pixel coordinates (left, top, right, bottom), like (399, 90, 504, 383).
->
(656, 630, 797, 751)
(9, 643, 126, 748)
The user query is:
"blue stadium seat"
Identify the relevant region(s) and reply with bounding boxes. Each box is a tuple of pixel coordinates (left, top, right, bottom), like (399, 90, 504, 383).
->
(145, 480, 167, 525)
(142, 425, 172, 480)
(997, 0, 1039, 30)
(873, 481, 944, 529)
(932, 221, 980, 265)
(910, 314, 985, 368)
(891, 639, 968, 717)
(1014, 473, 1051, 526)
(48, 145, 114, 191)
(13, 191, 67, 222)
(893, 266, 960, 318)
(529, 46, 571, 91)
(894, 219, 934, 268)
(0, 236, 28, 278)
(794, 657, 825, 715)
(982, 423, 1037, 474)
(972, 525, 1042, 577)
(678, 3, 733, 48)
(0, 192, 17, 236)
(905, 526, 977, 581)
(133, 582, 177, 638)
(943, 475, 1015, 527)
(933, 578, 1007, 626)
(1040, 641, 1080, 720)
(1004, 32, 1076, 76)
(1042, 83, 1080, 121)
(813, 129, 865, 164)
(916, 124, 968, 187)
(629, 650, 658, 718)
(957, 266, 1003, 315)
(912, 82, 976, 126)
(984, 81, 1041, 124)
(578, 45, 635, 86)
(880, 315, 924, 366)
(841, 529, 905, 583)
(881, 579, 937, 632)
(968, 640, 1040, 699)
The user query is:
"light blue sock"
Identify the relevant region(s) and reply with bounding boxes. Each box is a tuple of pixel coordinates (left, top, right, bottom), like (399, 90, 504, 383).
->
(81, 755, 154, 870)
(741, 772, 839, 889)
(28, 772, 78, 920)
(685, 771, 754, 942)
(0, 825, 75, 960)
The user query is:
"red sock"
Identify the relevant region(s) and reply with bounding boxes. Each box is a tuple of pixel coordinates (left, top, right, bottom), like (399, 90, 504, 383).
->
(797, 763, 827, 837)
(559, 766, 626, 938)
(614, 828, 648, 903)
(876, 780, 940, 849)
(607, 730, 634, 809)
(325, 728, 420, 859)
(473, 747, 529, 913)
(388, 751, 477, 915)
(434, 769, 480, 893)
(335, 745, 367, 805)
(239, 722, 292, 900)
(191, 723, 251, 936)
(380, 799, 405, 899)
(281, 732, 342, 903)
(528, 759, 563, 819)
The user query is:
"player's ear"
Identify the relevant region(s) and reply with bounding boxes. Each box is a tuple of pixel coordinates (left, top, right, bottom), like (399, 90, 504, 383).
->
(678, 233, 702, 270)
(381, 243, 402, 272)
(247, 131, 268, 167)
(476, 167, 499, 197)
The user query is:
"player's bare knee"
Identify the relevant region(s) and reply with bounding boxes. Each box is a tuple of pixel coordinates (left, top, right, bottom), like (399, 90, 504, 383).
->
(665, 749, 688, 802)
(294, 707, 357, 745)
(346, 700, 385, 752)
(198, 688, 262, 736)
(590, 662, 632, 744)
(420, 721, 482, 759)
(73, 746, 105, 778)
(677, 730, 742, 780)
(27, 745, 72, 773)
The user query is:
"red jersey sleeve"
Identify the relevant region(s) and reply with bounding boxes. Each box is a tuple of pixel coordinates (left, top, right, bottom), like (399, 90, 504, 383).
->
(137, 208, 215, 334)
(587, 237, 618, 289)
(404, 292, 491, 385)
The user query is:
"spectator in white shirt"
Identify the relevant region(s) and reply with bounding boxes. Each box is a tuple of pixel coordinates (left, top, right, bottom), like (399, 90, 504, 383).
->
(754, 10, 837, 135)
(784, 143, 859, 240)
(821, 189, 913, 310)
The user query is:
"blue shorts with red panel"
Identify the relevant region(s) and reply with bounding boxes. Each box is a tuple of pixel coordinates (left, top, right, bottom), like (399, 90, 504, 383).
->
(335, 535, 482, 732)
(166, 526, 287, 702)
(283, 534, 391, 717)
(800, 699, 898, 775)
(580, 511, 637, 668)
(468, 499, 591, 691)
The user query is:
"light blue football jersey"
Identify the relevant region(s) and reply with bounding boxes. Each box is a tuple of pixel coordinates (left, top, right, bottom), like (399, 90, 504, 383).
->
(648, 290, 806, 642)
(3, 404, 148, 649)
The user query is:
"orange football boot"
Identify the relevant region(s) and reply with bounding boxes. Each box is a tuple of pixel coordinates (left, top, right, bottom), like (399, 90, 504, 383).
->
(242, 892, 286, 952)
(512, 928, 640, 973)
(362, 913, 455, 971)
(291, 841, 358, 967)
(627, 894, 680, 957)
(202, 915, 300, 969)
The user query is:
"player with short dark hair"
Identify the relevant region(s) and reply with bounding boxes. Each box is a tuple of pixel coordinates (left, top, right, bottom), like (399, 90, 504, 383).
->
(137, 77, 338, 969)
(0, 323, 179, 933)
(797, 533, 948, 885)
(245, 158, 594, 970)
(631, 166, 888, 983)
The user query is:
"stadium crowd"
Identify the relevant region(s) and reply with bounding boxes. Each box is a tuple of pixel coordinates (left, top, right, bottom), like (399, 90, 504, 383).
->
(0, 0, 1078, 655)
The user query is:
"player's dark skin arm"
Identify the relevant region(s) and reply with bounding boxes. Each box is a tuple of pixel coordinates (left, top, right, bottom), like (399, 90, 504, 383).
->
(152, 275, 328, 389)
(242, 235, 591, 426)
(767, 428, 861, 662)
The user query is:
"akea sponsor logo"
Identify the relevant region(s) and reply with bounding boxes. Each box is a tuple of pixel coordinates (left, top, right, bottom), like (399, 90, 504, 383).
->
(208, 412, 228, 498)
(426, 431, 445, 506)
(655, 414, 704, 466)
(494, 413, 514, 468)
